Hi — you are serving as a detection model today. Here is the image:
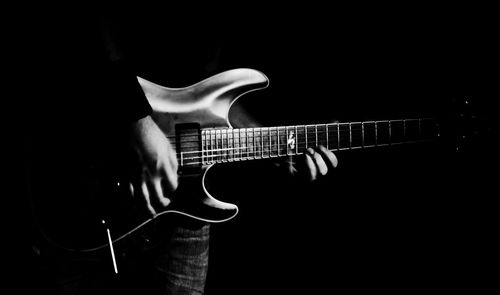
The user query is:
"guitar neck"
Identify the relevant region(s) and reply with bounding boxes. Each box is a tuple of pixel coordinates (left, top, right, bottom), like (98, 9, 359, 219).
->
(178, 118, 440, 167)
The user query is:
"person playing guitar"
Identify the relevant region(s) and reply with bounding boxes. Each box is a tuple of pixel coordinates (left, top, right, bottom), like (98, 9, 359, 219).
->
(24, 8, 338, 295)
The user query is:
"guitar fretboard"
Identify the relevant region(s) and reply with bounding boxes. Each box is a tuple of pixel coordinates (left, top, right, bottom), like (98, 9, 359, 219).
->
(178, 118, 439, 166)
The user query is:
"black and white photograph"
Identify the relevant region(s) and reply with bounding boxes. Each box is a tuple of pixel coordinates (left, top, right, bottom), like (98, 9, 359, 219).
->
(6, 3, 496, 294)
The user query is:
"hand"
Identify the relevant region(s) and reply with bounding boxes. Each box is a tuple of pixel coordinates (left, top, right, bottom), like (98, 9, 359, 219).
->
(304, 146, 338, 181)
(127, 116, 178, 216)
(284, 145, 338, 182)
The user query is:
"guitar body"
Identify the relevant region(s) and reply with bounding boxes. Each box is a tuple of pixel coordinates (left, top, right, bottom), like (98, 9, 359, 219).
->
(137, 68, 270, 224)
(32, 68, 269, 253)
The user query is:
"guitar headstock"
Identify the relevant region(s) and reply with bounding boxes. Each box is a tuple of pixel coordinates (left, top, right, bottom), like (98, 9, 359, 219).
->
(445, 95, 493, 154)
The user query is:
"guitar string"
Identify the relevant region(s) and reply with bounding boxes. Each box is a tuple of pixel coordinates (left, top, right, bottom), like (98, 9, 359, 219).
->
(180, 139, 429, 160)
(174, 142, 436, 164)
(169, 122, 435, 142)
(173, 139, 433, 166)
(176, 135, 435, 162)
(163, 118, 436, 141)
(169, 124, 437, 157)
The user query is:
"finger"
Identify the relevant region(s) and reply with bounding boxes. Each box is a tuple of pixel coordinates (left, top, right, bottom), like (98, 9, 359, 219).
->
(140, 180, 156, 216)
(167, 147, 179, 173)
(317, 145, 338, 169)
(285, 155, 298, 175)
(165, 143, 179, 178)
(305, 149, 318, 181)
(128, 182, 134, 197)
(161, 164, 179, 193)
(309, 147, 328, 176)
(150, 177, 171, 208)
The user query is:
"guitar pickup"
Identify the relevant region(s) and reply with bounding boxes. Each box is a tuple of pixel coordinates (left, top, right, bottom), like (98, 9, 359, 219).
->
(175, 123, 202, 174)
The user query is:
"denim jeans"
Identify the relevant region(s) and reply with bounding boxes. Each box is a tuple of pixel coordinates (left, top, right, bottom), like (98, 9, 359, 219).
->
(36, 220, 210, 295)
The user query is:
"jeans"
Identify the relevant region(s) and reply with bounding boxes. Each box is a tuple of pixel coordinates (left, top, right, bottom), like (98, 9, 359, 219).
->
(35, 220, 210, 295)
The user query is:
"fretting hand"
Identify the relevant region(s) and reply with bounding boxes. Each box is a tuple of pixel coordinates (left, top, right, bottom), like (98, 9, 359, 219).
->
(283, 145, 338, 182)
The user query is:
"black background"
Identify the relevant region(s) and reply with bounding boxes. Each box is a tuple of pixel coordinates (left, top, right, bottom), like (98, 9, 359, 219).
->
(6, 4, 496, 294)
(119, 7, 496, 293)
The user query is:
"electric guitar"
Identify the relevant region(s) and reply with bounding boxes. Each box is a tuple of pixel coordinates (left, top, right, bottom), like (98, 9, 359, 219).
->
(34, 68, 458, 254)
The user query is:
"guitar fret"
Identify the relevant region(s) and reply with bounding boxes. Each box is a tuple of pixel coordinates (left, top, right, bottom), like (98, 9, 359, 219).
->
(246, 128, 251, 159)
(233, 128, 239, 161)
(361, 122, 364, 148)
(304, 126, 307, 149)
(252, 128, 256, 159)
(306, 125, 316, 149)
(293, 127, 297, 155)
(349, 122, 352, 149)
(224, 129, 227, 161)
(225, 129, 229, 162)
(403, 119, 406, 142)
(207, 130, 211, 163)
(338, 123, 349, 150)
(279, 127, 287, 156)
(317, 124, 327, 148)
(363, 121, 376, 147)
(272, 127, 279, 157)
(253, 128, 260, 159)
(350, 122, 363, 149)
(268, 127, 271, 157)
(277, 127, 280, 157)
(241, 128, 247, 160)
(390, 120, 404, 144)
(418, 118, 421, 139)
(325, 124, 330, 150)
(285, 128, 289, 155)
(296, 125, 306, 153)
(216, 129, 221, 162)
(315, 125, 318, 147)
(228, 128, 233, 161)
(210, 129, 216, 163)
(337, 123, 340, 150)
(221, 129, 225, 162)
(388, 120, 392, 145)
(201, 130, 205, 164)
(285, 126, 293, 156)
(246, 128, 250, 159)
(207, 130, 210, 163)
(220, 129, 225, 162)
(238, 128, 242, 160)
(210, 129, 214, 163)
(260, 128, 264, 158)
(376, 121, 389, 146)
